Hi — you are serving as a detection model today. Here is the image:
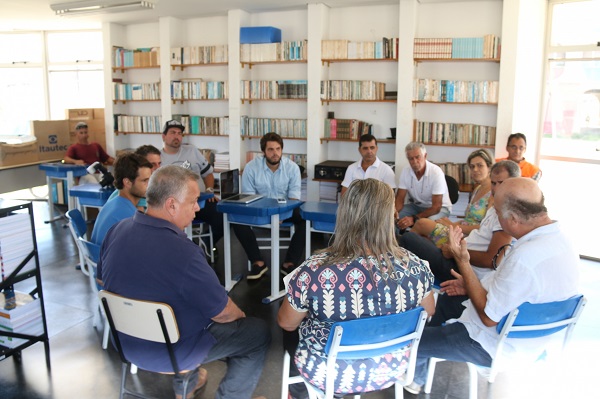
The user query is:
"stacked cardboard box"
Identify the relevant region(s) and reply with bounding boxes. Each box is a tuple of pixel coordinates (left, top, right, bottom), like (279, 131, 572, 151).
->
(0, 135, 39, 167)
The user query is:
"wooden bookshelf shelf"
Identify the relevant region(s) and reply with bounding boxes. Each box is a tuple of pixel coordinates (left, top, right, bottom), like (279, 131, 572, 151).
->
(171, 62, 228, 71)
(242, 136, 306, 141)
(414, 58, 500, 63)
(321, 99, 396, 105)
(241, 60, 307, 68)
(320, 138, 395, 144)
(322, 58, 398, 66)
(114, 131, 161, 136)
(422, 142, 495, 149)
(112, 65, 160, 73)
(113, 99, 160, 104)
(171, 98, 228, 104)
(412, 101, 497, 106)
(241, 98, 307, 104)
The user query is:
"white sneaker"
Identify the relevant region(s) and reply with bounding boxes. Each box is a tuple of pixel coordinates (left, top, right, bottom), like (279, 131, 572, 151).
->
(403, 381, 422, 395)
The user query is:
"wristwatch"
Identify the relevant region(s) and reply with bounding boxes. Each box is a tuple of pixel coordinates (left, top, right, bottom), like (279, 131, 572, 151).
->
(206, 187, 214, 193)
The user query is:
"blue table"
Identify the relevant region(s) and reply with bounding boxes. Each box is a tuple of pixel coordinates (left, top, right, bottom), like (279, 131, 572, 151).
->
(39, 163, 88, 223)
(69, 183, 115, 219)
(217, 198, 303, 303)
(300, 201, 338, 258)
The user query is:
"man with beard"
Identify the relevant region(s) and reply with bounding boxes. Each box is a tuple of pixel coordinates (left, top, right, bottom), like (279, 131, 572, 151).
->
(234, 132, 305, 279)
(160, 120, 223, 256)
(91, 152, 152, 245)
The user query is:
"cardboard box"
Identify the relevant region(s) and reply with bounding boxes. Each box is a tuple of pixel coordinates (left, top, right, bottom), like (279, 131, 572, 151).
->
(32, 120, 70, 161)
(67, 108, 96, 121)
(240, 26, 282, 44)
(0, 138, 39, 167)
(94, 108, 105, 120)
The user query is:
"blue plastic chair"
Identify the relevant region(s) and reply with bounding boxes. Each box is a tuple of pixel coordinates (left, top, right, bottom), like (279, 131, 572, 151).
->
(65, 209, 90, 276)
(424, 295, 587, 399)
(281, 307, 428, 399)
(78, 237, 111, 350)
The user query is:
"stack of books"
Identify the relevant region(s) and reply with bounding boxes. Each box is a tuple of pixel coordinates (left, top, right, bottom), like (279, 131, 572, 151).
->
(415, 121, 496, 146)
(113, 115, 162, 133)
(113, 47, 160, 68)
(113, 82, 161, 101)
(0, 291, 44, 349)
(170, 45, 228, 65)
(170, 80, 228, 100)
(413, 35, 500, 59)
(321, 80, 386, 101)
(240, 40, 307, 62)
(240, 117, 307, 139)
(214, 152, 230, 171)
(174, 115, 229, 136)
(322, 38, 398, 59)
(241, 80, 308, 100)
(0, 213, 35, 277)
(413, 79, 499, 103)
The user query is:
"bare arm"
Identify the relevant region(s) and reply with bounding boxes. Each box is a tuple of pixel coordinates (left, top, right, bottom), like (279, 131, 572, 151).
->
(340, 186, 348, 197)
(395, 188, 407, 214)
(203, 173, 217, 201)
(468, 230, 513, 269)
(419, 194, 443, 218)
(421, 291, 436, 316)
(277, 300, 308, 331)
(447, 226, 497, 327)
(211, 297, 245, 323)
(64, 156, 85, 165)
(105, 156, 115, 166)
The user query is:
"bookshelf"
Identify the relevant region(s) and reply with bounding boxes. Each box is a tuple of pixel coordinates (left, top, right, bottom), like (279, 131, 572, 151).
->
(0, 200, 50, 369)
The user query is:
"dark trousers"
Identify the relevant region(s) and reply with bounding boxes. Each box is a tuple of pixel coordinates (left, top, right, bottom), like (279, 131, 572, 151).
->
(196, 201, 224, 244)
(232, 207, 306, 266)
(428, 294, 468, 326)
(399, 231, 457, 282)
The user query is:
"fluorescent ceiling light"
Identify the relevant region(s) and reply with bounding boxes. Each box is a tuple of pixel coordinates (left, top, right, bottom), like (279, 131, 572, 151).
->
(50, 0, 156, 16)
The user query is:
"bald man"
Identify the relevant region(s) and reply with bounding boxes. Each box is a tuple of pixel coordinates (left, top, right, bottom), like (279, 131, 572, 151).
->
(404, 177, 580, 395)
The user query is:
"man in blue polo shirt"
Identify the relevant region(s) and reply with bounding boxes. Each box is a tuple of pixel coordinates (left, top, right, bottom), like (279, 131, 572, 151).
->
(233, 132, 305, 279)
(97, 165, 270, 399)
(91, 152, 152, 245)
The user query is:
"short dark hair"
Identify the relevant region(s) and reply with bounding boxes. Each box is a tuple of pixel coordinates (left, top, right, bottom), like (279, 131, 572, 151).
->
(113, 152, 152, 190)
(359, 134, 377, 147)
(506, 133, 527, 146)
(135, 144, 161, 157)
(260, 132, 284, 152)
(491, 160, 521, 178)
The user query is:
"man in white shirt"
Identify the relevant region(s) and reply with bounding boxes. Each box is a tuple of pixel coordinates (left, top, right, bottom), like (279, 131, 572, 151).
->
(405, 177, 580, 394)
(340, 134, 395, 197)
(395, 142, 452, 231)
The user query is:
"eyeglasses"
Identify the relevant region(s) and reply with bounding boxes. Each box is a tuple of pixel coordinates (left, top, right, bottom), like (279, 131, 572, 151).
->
(492, 243, 512, 270)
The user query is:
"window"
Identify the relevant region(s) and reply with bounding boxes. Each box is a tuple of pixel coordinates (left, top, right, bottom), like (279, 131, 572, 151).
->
(0, 30, 104, 134)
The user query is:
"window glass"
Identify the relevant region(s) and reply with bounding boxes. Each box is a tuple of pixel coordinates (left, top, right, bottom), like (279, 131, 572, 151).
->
(0, 68, 45, 135)
(48, 69, 105, 120)
(550, 1, 600, 47)
(47, 31, 104, 63)
(0, 33, 42, 64)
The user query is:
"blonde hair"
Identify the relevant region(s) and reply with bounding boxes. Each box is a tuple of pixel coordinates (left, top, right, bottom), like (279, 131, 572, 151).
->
(320, 178, 403, 267)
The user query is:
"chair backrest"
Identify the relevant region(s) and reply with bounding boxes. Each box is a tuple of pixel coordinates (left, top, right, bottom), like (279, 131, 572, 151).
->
(99, 290, 180, 344)
(321, 307, 428, 397)
(66, 209, 87, 238)
(79, 237, 101, 264)
(444, 175, 460, 204)
(496, 295, 586, 339)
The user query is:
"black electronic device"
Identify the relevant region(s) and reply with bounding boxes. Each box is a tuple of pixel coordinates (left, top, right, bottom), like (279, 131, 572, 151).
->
(314, 160, 354, 182)
(87, 162, 115, 188)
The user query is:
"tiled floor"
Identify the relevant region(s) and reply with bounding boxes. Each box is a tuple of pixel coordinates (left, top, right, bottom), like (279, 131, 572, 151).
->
(0, 200, 597, 399)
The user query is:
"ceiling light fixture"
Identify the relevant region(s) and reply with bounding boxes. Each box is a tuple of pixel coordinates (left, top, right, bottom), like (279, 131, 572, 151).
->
(50, 0, 156, 16)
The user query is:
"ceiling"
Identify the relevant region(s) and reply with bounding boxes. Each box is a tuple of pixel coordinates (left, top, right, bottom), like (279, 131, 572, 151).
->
(0, 0, 486, 32)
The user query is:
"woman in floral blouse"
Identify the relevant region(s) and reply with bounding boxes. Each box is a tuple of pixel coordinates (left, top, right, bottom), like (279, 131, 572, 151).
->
(278, 178, 435, 397)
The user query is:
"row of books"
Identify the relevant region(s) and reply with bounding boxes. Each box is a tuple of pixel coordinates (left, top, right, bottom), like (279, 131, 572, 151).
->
(170, 45, 228, 65)
(240, 40, 307, 62)
(435, 162, 471, 186)
(113, 115, 163, 133)
(241, 80, 308, 100)
(173, 115, 229, 135)
(113, 46, 160, 68)
(414, 79, 499, 103)
(246, 151, 307, 170)
(240, 116, 307, 138)
(0, 292, 44, 349)
(413, 34, 500, 59)
(0, 213, 35, 277)
(214, 152, 230, 170)
(171, 80, 228, 100)
(321, 80, 386, 101)
(321, 38, 399, 60)
(415, 121, 496, 146)
(113, 82, 161, 101)
(324, 118, 373, 140)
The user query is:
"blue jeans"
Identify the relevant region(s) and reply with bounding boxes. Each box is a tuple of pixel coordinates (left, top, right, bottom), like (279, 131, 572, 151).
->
(398, 203, 450, 221)
(204, 317, 271, 399)
(413, 322, 492, 385)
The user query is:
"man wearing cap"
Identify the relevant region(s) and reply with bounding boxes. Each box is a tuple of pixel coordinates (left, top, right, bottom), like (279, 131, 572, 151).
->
(64, 121, 115, 184)
(160, 119, 223, 252)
